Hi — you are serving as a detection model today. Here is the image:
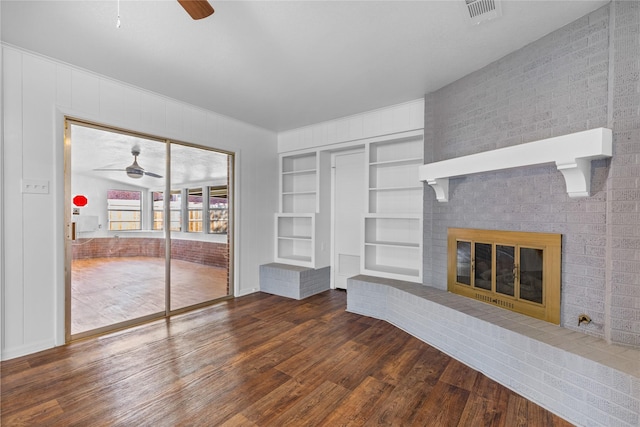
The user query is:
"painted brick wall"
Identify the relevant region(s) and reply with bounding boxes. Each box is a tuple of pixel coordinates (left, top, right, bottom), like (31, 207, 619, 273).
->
(422, 98, 435, 286)
(72, 237, 228, 269)
(608, 1, 640, 347)
(423, 2, 639, 347)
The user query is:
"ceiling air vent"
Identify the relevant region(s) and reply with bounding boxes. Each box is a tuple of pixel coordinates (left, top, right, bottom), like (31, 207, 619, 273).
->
(464, 0, 502, 25)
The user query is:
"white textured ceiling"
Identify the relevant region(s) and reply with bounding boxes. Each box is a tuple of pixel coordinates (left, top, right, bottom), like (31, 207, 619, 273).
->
(2, 0, 609, 132)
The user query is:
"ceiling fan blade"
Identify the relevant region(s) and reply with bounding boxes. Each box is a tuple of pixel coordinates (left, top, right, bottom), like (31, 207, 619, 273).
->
(94, 168, 126, 172)
(144, 171, 163, 178)
(178, 0, 214, 20)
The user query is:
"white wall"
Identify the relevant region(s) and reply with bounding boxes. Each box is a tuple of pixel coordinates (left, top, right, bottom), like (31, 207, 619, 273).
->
(72, 174, 143, 236)
(1, 44, 278, 360)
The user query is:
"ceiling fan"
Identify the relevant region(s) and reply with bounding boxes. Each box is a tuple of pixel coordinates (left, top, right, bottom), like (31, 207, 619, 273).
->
(178, 0, 214, 20)
(94, 147, 163, 179)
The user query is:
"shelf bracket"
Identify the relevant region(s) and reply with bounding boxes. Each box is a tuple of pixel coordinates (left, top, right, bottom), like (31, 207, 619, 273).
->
(556, 158, 591, 198)
(419, 128, 612, 203)
(426, 178, 449, 203)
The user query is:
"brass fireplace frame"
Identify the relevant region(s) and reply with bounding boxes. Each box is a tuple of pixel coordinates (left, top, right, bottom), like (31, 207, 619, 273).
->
(447, 228, 561, 324)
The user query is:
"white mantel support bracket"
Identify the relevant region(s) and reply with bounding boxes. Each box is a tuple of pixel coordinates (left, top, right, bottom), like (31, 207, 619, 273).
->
(419, 128, 612, 202)
(556, 158, 592, 198)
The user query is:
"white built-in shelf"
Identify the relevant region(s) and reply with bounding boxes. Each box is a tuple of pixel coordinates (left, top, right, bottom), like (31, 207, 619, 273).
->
(362, 263, 420, 278)
(282, 168, 316, 175)
(364, 133, 424, 283)
(281, 152, 319, 213)
(370, 157, 423, 167)
(282, 154, 317, 173)
(419, 127, 613, 202)
(365, 241, 420, 248)
(276, 150, 331, 270)
(278, 235, 312, 241)
(278, 254, 312, 263)
(282, 191, 317, 196)
(275, 213, 315, 268)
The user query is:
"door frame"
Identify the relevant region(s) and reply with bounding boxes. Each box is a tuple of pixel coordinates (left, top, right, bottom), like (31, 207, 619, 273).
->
(63, 117, 236, 343)
(329, 147, 365, 289)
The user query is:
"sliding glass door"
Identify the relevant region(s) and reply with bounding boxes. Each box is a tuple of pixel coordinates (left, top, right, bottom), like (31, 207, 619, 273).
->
(66, 120, 233, 340)
(167, 143, 232, 312)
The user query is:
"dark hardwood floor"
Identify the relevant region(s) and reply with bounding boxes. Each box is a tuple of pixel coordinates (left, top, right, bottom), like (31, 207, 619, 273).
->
(1, 290, 573, 426)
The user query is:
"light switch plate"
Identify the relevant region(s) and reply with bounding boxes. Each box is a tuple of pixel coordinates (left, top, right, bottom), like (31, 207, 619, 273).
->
(22, 179, 50, 194)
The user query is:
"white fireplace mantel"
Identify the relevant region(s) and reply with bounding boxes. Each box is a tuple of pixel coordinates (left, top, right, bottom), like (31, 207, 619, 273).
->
(419, 128, 613, 202)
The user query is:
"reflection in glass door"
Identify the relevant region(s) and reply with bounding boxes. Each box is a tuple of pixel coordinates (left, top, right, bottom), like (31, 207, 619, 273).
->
(169, 143, 232, 312)
(66, 120, 233, 340)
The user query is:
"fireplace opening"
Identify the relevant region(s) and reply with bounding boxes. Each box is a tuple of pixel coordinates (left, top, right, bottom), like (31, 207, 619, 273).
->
(447, 228, 561, 324)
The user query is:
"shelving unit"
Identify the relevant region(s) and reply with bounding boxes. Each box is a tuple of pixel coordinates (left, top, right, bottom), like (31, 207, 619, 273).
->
(274, 150, 330, 269)
(273, 131, 423, 280)
(275, 152, 318, 267)
(281, 152, 318, 213)
(362, 134, 424, 282)
(368, 137, 423, 215)
(275, 213, 314, 266)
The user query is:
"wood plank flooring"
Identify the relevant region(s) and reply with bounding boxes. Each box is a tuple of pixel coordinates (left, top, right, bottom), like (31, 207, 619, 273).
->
(72, 256, 228, 334)
(1, 290, 573, 426)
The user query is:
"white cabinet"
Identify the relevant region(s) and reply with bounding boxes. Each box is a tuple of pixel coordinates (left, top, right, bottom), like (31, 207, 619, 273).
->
(362, 134, 424, 282)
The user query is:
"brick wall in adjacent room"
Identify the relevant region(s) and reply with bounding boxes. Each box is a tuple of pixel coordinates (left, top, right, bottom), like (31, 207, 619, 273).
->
(423, 2, 640, 347)
(72, 237, 165, 259)
(72, 237, 228, 269)
(170, 239, 229, 269)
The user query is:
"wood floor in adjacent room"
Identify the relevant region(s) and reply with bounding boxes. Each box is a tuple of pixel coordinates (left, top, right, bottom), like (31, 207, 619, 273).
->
(1, 290, 573, 426)
(71, 256, 228, 334)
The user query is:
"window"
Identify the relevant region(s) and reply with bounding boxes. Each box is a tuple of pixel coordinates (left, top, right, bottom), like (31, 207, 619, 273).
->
(151, 185, 229, 234)
(107, 190, 141, 230)
(153, 190, 182, 231)
(152, 191, 164, 230)
(209, 186, 228, 234)
(188, 188, 204, 233)
(169, 190, 182, 231)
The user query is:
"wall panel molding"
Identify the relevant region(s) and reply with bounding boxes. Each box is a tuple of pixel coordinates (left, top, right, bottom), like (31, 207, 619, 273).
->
(278, 99, 424, 153)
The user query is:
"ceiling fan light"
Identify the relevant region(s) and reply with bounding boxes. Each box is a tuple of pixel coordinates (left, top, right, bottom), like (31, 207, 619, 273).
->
(126, 169, 144, 179)
(126, 156, 144, 179)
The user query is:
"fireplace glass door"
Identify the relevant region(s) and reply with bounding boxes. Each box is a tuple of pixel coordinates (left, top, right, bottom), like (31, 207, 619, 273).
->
(519, 247, 544, 304)
(496, 245, 515, 297)
(474, 243, 492, 291)
(447, 228, 561, 324)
